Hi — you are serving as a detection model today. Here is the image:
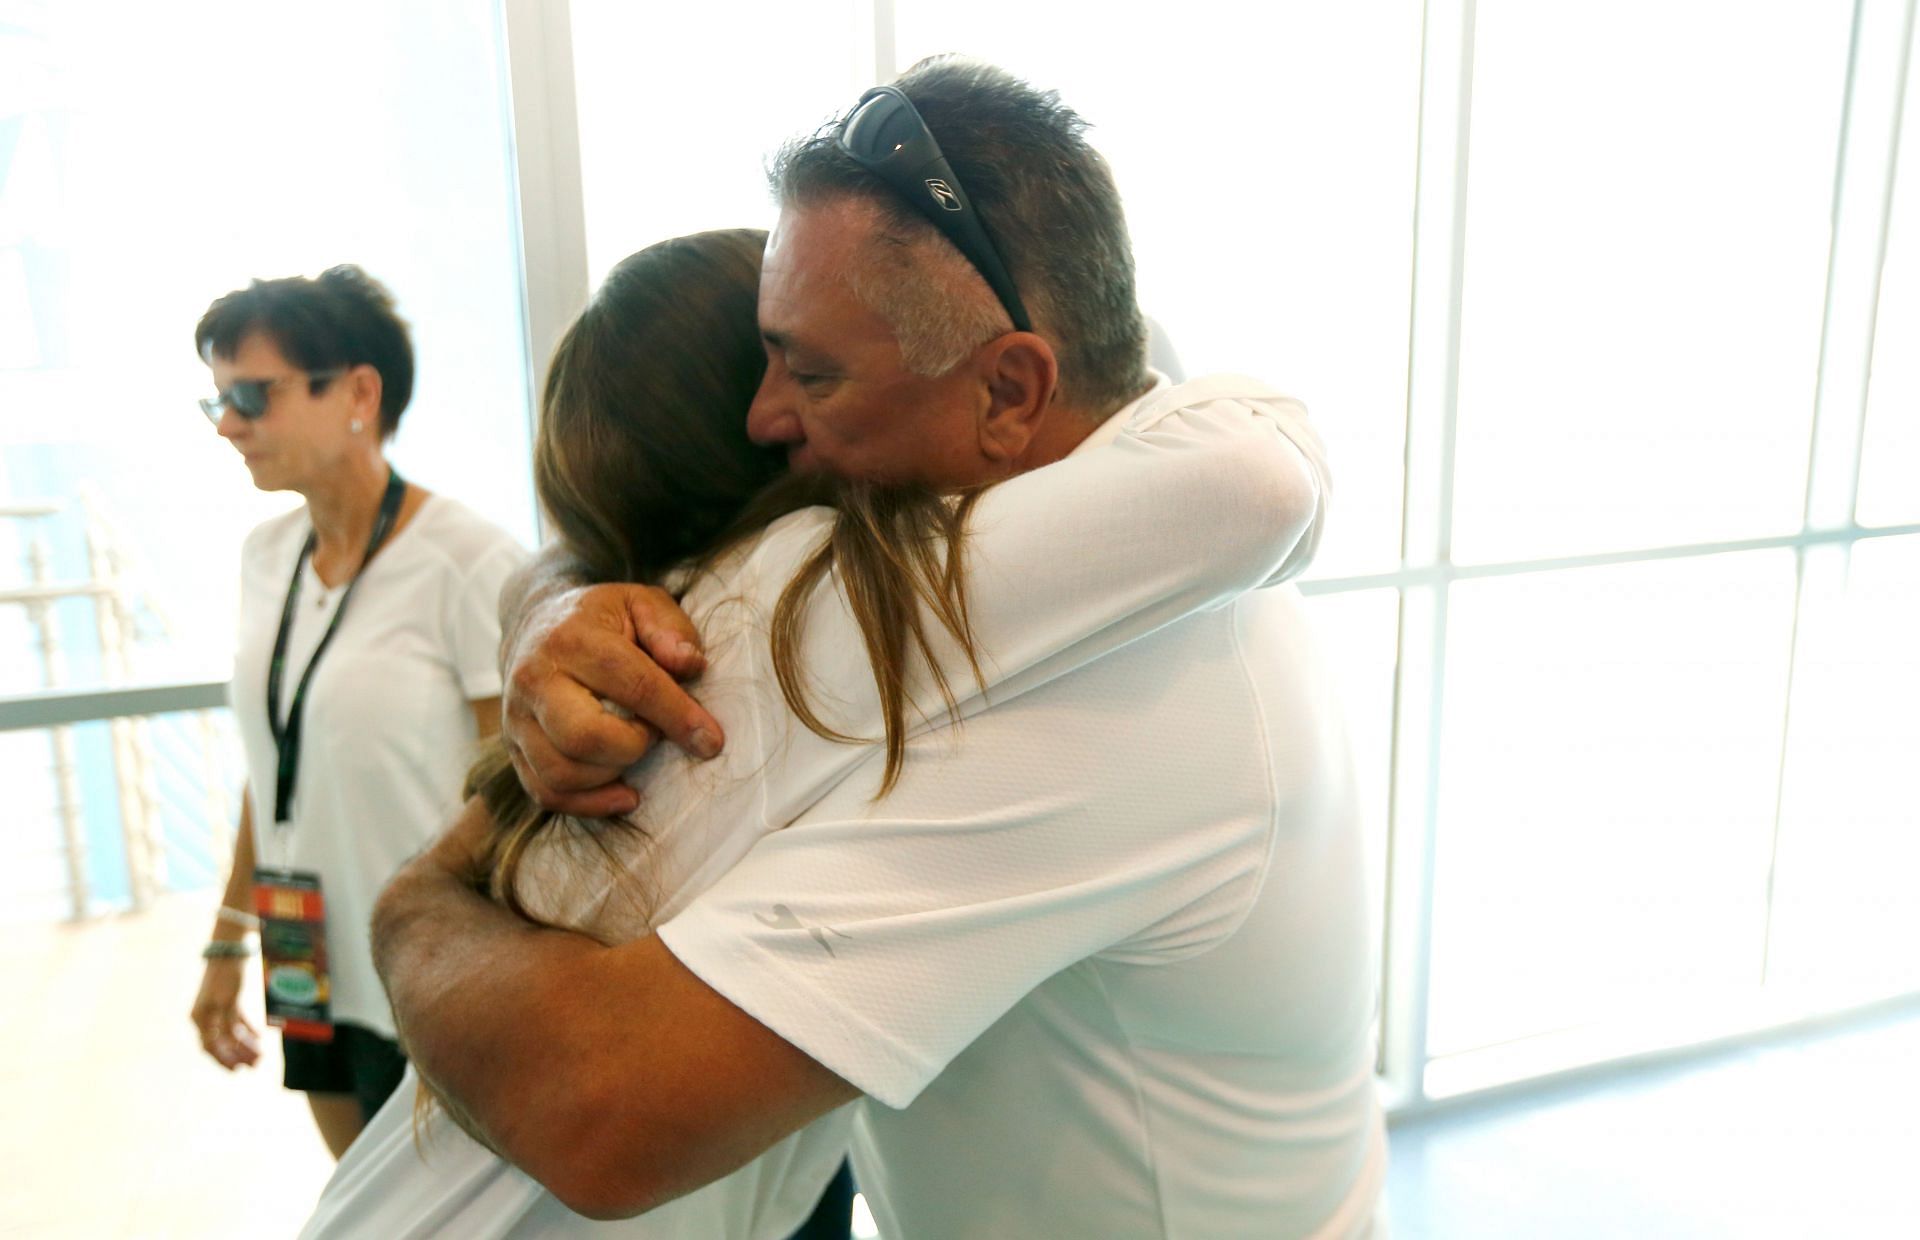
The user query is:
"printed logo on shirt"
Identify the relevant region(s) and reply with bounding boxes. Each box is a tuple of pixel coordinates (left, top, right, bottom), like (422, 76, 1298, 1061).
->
(756, 904, 852, 957)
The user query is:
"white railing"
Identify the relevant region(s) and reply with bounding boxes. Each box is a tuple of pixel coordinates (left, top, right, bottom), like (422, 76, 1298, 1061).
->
(0, 501, 234, 921)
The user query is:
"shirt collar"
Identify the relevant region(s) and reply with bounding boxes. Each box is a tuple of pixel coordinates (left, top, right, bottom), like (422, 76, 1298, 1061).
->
(1067, 369, 1173, 459)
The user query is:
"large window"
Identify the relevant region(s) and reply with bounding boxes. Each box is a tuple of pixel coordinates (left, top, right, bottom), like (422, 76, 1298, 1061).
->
(1450, 0, 1845, 564)
(1, 0, 534, 919)
(1408, 0, 1916, 1101)
(1769, 534, 1920, 1000)
(1425, 552, 1798, 1086)
(569, 0, 872, 284)
(9, 0, 1917, 1141)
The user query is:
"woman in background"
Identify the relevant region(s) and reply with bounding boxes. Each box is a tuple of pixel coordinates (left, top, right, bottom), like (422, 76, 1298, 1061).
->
(188, 266, 528, 1156)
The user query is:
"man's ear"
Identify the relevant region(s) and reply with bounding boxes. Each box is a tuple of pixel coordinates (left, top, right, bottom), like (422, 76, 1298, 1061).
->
(975, 333, 1059, 465)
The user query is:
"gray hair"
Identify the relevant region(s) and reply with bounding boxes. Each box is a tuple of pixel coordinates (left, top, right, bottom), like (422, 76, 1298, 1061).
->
(769, 57, 1149, 414)
(843, 218, 1011, 377)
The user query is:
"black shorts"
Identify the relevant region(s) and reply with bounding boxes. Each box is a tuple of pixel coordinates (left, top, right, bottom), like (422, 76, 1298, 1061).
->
(282, 1022, 408, 1122)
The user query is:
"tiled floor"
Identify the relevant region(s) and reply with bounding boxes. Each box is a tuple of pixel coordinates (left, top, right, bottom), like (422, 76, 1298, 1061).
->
(6, 896, 1916, 1237)
(3, 893, 334, 1239)
(1386, 999, 1920, 1238)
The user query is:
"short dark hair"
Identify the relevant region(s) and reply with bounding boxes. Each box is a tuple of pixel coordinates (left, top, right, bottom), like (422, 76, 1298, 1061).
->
(194, 265, 415, 436)
(771, 57, 1149, 414)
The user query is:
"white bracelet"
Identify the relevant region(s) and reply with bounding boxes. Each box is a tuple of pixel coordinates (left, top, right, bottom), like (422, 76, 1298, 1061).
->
(217, 905, 261, 931)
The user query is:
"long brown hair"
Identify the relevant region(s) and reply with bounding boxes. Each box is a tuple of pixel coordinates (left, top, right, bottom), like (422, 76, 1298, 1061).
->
(470, 227, 986, 924)
(425, 230, 989, 1141)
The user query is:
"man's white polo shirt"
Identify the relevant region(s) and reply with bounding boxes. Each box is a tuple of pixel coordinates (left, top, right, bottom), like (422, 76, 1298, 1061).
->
(659, 375, 1386, 1238)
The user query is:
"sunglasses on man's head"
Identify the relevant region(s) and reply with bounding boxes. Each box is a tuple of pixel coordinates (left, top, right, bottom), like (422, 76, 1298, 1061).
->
(199, 369, 344, 426)
(835, 86, 1032, 334)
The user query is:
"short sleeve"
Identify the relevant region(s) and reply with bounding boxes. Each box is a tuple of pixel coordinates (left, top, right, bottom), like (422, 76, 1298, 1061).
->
(440, 536, 528, 700)
(655, 728, 1270, 1109)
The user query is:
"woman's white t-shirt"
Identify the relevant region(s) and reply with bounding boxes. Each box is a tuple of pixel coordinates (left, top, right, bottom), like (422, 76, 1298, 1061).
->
(231, 493, 529, 1038)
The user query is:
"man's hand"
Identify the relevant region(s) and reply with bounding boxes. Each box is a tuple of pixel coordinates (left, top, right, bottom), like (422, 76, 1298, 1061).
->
(502, 580, 726, 817)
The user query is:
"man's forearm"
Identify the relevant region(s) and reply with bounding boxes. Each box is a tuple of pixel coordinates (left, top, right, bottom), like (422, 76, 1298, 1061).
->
(370, 789, 642, 1178)
(372, 800, 859, 1218)
(373, 844, 604, 1159)
(498, 541, 591, 669)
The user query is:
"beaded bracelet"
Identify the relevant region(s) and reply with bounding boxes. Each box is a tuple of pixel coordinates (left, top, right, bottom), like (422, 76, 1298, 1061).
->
(201, 939, 255, 960)
(216, 905, 261, 931)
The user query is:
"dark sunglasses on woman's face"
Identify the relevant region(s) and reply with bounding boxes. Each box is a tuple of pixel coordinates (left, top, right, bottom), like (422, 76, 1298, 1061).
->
(199, 369, 344, 426)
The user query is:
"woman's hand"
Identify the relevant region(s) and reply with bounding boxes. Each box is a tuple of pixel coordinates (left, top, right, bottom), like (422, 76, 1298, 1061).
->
(501, 581, 724, 817)
(191, 957, 262, 1070)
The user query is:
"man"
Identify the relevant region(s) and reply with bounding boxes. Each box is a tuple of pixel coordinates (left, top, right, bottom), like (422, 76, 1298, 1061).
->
(374, 58, 1385, 1237)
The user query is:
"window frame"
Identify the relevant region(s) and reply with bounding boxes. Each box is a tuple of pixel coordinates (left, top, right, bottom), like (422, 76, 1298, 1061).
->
(11, 0, 1915, 1121)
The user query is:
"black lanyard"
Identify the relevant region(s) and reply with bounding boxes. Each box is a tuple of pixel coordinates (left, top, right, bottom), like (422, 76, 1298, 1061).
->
(267, 469, 407, 823)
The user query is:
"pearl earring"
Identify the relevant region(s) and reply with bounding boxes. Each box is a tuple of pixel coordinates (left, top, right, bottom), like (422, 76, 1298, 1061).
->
(350, 418, 364, 434)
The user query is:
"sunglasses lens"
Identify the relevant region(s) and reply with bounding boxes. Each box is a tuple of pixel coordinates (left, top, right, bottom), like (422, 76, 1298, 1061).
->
(230, 381, 270, 418)
(840, 91, 917, 163)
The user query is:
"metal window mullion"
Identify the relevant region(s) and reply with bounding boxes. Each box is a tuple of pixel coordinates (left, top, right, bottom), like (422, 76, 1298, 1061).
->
(1805, 0, 1918, 532)
(1762, 541, 1857, 988)
(1760, 541, 1813, 987)
(1845, 0, 1920, 522)
(0, 682, 231, 733)
(870, 0, 897, 83)
(1393, 989, 1920, 1127)
(1761, 0, 1918, 985)
(1297, 519, 1920, 598)
(500, 0, 590, 544)
(1762, 0, 1868, 987)
(1378, 0, 1476, 1111)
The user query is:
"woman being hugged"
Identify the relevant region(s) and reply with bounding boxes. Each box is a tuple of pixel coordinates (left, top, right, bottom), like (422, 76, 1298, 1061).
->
(311, 229, 872, 1238)
(188, 266, 528, 1156)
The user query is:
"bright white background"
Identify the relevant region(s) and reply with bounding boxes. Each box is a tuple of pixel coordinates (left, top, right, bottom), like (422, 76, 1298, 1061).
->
(0, 0, 536, 687)
(3, 11, 1917, 1231)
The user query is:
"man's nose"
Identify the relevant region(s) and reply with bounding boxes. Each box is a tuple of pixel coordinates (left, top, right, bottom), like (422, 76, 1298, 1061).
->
(746, 368, 797, 445)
